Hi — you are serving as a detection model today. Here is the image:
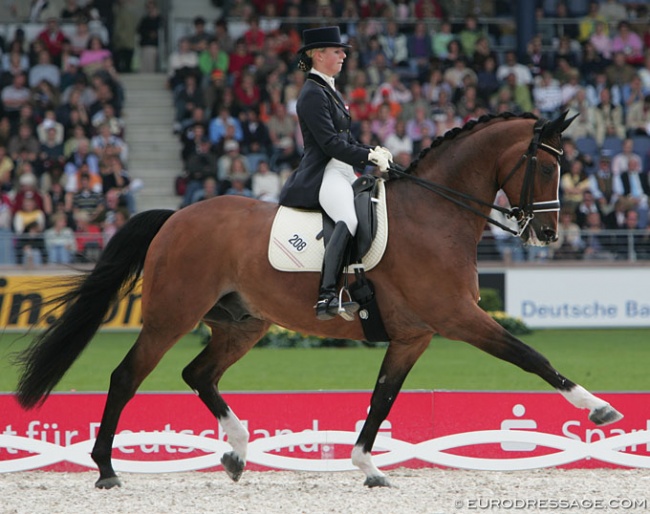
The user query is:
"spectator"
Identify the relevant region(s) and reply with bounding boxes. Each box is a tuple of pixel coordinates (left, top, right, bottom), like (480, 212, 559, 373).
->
(44, 212, 76, 264)
(112, 0, 138, 73)
(611, 21, 644, 66)
(8, 122, 39, 162)
(251, 159, 281, 202)
(198, 40, 229, 89)
(69, 19, 92, 56)
(188, 16, 213, 54)
(91, 121, 128, 163)
(168, 37, 199, 91)
(182, 135, 216, 207)
(407, 21, 433, 78)
(563, 88, 597, 140)
(243, 15, 266, 55)
(80, 35, 112, 76)
(14, 193, 46, 235)
(173, 73, 203, 133)
(575, 189, 603, 228)
(137, 0, 163, 73)
(496, 50, 533, 87)
(66, 171, 104, 218)
(533, 70, 563, 119)
(209, 106, 243, 146)
(188, 175, 218, 204)
(578, 1, 608, 43)
(593, 87, 626, 145)
(613, 154, 649, 228)
(432, 19, 455, 60)
(1, 72, 31, 122)
(39, 120, 66, 165)
(551, 209, 584, 260)
(37, 110, 65, 145)
(589, 21, 612, 60)
(60, 0, 86, 20)
(72, 209, 102, 262)
(582, 210, 614, 261)
(561, 160, 592, 210)
(241, 107, 271, 166)
(0, 145, 14, 193)
(0, 192, 15, 264)
(378, 21, 408, 68)
(383, 118, 413, 158)
(28, 50, 60, 89)
(605, 52, 638, 93)
(16, 221, 45, 267)
(590, 150, 615, 208)
(64, 138, 101, 193)
(36, 16, 67, 64)
(225, 174, 253, 198)
(101, 155, 134, 212)
(266, 102, 295, 148)
(627, 94, 650, 137)
(458, 14, 482, 59)
(228, 39, 255, 83)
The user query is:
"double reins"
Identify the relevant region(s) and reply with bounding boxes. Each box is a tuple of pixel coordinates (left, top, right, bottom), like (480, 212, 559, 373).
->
(387, 119, 563, 237)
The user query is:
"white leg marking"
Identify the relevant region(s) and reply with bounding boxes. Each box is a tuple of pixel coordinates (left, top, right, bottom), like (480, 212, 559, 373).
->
(559, 385, 609, 411)
(351, 444, 385, 479)
(220, 410, 249, 461)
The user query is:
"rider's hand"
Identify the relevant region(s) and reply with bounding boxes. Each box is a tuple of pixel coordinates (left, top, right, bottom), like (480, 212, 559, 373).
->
(374, 146, 394, 163)
(368, 148, 390, 172)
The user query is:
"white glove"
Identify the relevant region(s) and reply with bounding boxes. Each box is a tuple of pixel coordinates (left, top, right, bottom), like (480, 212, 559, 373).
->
(374, 146, 393, 163)
(368, 148, 390, 172)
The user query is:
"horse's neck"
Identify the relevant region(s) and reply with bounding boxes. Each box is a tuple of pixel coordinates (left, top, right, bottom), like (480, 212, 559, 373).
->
(410, 146, 499, 236)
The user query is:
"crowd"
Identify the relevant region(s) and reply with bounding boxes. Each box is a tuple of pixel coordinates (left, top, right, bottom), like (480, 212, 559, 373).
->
(169, 0, 650, 262)
(3, 0, 650, 266)
(0, 0, 161, 266)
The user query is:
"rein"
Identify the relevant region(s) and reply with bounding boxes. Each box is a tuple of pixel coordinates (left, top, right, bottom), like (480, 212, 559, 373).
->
(387, 120, 563, 237)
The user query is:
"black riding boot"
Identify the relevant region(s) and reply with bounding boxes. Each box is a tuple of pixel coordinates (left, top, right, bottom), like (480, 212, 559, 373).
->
(315, 221, 360, 321)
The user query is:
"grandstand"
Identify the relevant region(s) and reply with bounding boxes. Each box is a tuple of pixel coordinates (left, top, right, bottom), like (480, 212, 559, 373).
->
(0, 0, 649, 266)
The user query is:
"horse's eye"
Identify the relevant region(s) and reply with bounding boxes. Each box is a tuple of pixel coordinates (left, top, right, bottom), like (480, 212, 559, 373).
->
(540, 163, 555, 176)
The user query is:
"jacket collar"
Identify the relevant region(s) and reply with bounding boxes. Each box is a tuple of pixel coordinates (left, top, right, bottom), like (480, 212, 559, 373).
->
(307, 73, 348, 113)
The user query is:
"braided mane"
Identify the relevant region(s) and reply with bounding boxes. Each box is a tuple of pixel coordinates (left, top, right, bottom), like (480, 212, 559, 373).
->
(404, 111, 539, 175)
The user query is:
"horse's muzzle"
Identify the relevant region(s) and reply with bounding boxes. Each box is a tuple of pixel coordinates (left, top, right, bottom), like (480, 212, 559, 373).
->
(541, 227, 558, 243)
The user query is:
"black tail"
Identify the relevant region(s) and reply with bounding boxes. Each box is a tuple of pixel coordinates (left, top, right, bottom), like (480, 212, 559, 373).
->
(15, 209, 175, 409)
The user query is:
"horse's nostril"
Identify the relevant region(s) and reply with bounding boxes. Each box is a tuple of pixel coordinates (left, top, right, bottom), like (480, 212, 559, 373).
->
(543, 228, 557, 242)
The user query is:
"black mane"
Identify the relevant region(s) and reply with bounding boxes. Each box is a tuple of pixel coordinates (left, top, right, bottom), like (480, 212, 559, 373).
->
(404, 111, 539, 175)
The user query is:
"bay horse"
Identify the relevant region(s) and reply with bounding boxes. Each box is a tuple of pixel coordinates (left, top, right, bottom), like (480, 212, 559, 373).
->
(15, 112, 622, 489)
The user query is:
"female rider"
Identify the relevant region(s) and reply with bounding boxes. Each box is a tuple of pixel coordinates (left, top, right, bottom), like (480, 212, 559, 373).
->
(278, 26, 392, 320)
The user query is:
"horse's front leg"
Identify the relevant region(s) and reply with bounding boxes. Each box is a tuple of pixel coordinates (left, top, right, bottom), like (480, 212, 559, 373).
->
(442, 305, 623, 426)
(352, 335, 431, 487)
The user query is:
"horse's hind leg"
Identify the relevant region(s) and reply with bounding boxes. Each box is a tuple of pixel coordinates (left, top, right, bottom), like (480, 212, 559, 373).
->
(442, 306, 623, 426)
(182, 317, 271, 482)
(352, 335, 431, 487)
(91, 328, 183, 489)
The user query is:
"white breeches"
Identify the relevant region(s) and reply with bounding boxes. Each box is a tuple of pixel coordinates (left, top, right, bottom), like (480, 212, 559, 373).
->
(319, 158, 358, 236)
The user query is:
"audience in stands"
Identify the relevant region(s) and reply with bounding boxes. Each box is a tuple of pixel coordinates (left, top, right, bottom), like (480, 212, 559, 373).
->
(4, 1, 650, 264)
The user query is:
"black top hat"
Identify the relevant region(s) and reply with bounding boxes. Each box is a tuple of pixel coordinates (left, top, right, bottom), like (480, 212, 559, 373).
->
(298, 26, 350, 54)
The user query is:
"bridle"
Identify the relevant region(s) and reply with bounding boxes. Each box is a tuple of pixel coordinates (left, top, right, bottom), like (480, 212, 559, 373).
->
(387, 118, 563, 237)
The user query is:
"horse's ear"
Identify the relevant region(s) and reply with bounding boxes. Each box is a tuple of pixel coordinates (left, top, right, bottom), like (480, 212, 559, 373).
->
(560, 112, 579, 133)
(543, 111, 577, 137)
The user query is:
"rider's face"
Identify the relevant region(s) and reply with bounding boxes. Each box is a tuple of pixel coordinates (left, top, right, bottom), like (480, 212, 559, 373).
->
(316, 47, 346, 77)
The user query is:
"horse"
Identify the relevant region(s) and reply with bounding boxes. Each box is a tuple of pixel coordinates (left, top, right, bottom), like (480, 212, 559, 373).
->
(14, 112, 623, 489)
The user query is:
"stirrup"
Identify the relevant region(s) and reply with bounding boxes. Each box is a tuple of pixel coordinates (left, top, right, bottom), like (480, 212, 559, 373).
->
(337, 287, 360, 322)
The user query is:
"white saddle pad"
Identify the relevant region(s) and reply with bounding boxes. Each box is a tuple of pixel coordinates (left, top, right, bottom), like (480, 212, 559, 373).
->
(268, 179, 388, 272)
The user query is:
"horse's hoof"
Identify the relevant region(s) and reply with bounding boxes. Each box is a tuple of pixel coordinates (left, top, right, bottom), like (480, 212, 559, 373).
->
(221, 451, 246, 482)
(364, 475, 392, 488)
(95, 476, 122, 489)
(589, 405, 624, 426)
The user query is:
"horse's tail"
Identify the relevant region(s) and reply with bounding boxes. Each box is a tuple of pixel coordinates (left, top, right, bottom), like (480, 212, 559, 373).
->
(15, 209, 175, 409)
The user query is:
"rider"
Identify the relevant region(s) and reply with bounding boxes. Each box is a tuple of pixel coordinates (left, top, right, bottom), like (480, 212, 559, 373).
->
(278, 26, 393, 321)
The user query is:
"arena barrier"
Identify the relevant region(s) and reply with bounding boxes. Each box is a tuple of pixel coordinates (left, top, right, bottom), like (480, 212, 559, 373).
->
(1, 391, 649, 473)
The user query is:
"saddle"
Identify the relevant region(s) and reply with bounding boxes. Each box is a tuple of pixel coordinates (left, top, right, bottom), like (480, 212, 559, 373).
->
(268, 175, 390, 342)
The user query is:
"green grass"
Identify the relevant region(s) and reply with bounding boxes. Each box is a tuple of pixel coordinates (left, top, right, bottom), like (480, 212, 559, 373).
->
(0, 329, 648, 393)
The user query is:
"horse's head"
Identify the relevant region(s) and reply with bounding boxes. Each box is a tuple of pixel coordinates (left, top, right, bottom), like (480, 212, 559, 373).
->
(500, 112, 576, 246)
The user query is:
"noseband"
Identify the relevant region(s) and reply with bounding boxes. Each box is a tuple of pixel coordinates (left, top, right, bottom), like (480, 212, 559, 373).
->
(387, 118, 563, 237)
